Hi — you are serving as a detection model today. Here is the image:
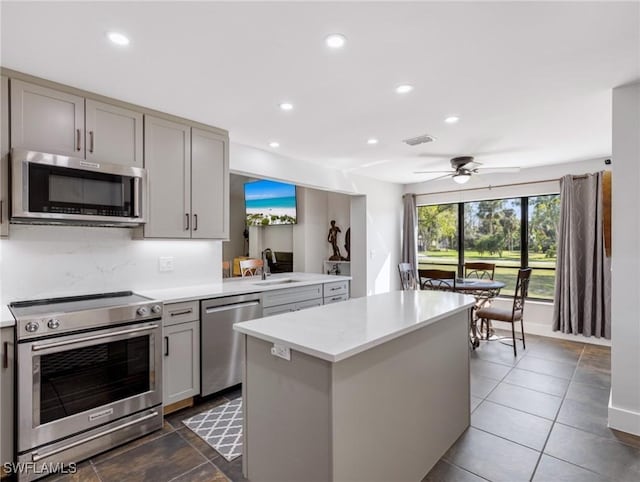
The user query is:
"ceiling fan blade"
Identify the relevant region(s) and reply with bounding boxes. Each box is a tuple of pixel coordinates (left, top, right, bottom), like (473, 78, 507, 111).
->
(475, 166, 521, 174)
(413, 170, 454, 174)
(415, 173, 454, 182)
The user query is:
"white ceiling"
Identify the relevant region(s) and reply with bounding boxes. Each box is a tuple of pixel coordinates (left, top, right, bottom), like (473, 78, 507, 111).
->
(2, 1, 639, 184)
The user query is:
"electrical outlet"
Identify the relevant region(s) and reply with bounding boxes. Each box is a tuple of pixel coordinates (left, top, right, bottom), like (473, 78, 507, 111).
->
(159, 256, 174, 272)
(270, 344, 291, 361)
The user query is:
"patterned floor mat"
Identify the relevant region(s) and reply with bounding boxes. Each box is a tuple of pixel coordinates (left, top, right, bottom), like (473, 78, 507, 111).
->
(182, 397, 243, 461)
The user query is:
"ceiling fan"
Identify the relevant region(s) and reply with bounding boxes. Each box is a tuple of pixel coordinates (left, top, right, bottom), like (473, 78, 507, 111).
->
(414, 156, 520, 184)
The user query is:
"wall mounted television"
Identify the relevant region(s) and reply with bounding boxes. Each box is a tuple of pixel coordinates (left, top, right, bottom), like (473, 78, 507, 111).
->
(244, 179, 297, 226)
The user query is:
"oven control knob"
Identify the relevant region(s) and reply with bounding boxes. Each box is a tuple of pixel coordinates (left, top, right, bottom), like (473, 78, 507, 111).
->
(137, 306, 149, 316)
(47, 319, 60, 329)
(151, 304, 162, 314)
(25, 321, 39, 333)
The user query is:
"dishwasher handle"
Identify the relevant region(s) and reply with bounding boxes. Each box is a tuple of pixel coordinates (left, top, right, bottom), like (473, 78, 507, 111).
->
(204, 300, 260, 314)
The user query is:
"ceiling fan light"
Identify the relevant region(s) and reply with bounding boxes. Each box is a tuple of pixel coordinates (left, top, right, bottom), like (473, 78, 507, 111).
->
(453, 173, 471, 184)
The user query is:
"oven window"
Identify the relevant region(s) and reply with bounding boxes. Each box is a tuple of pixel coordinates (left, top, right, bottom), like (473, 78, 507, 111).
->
(39, 336, 150, 424)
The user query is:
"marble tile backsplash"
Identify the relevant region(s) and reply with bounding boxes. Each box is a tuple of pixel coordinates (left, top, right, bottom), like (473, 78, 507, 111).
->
(0, 224, 222, 302)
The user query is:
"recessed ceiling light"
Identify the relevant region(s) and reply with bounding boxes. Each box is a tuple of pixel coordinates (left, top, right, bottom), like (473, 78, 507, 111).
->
(325, 33, 346, 49)
(367, 138, 379, 145)
(445, 116, 460, 124)
(269, 141, 280, 148)
(107, 31, 130, 46)
(279, 102, 294, 111)
(395, 84, 414, 94)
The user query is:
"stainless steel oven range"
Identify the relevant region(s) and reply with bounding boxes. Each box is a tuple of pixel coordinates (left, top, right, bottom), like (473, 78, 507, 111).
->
(10, 291, 163, 481)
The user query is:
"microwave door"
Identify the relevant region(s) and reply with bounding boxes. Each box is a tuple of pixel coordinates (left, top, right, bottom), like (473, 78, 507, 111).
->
(11, 149, 147, 225)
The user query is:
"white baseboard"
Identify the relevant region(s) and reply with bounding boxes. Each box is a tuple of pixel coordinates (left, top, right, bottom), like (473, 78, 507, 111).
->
(608, 391, 640, 436)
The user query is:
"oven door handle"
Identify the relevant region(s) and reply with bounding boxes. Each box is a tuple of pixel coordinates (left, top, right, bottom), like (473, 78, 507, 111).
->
(31, 410, 159, 462)
(31, 324, 160, 352)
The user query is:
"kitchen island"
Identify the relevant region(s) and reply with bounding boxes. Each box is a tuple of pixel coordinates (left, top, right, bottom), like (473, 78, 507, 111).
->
(234, 290, 475, 482)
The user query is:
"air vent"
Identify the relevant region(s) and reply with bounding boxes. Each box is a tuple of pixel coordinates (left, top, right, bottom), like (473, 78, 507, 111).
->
(403, 134, 436, 146)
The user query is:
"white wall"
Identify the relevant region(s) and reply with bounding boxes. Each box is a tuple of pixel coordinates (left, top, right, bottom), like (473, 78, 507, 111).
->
(293, 187, 328, 273)
(223, 173, 253, 261)
(231, 143, 404, 296)
(0, 225, 221, 303)
(405, 157, 612, 346)
(609, 82, 640, 435)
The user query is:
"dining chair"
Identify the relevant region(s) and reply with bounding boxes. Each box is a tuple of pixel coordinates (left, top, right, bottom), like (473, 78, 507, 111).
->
(398, 263, 418, 290)
(418, 268, 457, 291)
(464, 262, 496, 280)
(475, 268, 532, 356)
(239, 258, 264, 277)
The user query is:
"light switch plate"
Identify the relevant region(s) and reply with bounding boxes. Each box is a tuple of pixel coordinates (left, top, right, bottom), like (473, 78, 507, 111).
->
(159, 256, 174, 272)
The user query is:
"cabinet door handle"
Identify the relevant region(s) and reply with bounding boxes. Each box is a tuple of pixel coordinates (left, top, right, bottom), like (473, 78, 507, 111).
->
(3, 342, 8, 369)
(89, 131, 94, 153)
(0, 199, 3, 224)
(164, 336, 169, 356)
(76, 129, 81, 151)
(185, 213, 190, 230)
(193, 214, 198, 231)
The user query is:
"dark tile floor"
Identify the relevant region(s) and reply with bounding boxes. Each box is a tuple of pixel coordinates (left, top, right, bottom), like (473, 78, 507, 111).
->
(46, 387, 244, 482)
(425, 332, 640, 482)
(46, 333, 638, 482)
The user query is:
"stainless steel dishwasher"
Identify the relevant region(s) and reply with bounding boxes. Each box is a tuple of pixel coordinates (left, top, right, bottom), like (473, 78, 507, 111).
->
(201, 293, 262, 396)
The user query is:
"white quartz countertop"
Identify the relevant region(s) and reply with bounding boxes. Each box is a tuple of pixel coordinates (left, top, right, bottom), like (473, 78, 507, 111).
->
(138, 273, 351, 304)
(1, 273, 351, 328)
(234, 290, 475, 362)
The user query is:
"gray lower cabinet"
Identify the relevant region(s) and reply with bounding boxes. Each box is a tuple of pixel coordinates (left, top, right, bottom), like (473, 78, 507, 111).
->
(1, 326, 15, 471)
(10, 79, 143, 167)
(145, 116, 229, 239)
(323, 280, 349, 304)
(262, 284, 323, 317)
(163, 301, 201, 406)
(1, 76, 9, 236)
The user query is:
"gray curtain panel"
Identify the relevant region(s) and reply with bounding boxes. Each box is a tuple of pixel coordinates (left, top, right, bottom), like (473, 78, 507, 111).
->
(402, 193, 418, 274)
(553, 172, 611, 338)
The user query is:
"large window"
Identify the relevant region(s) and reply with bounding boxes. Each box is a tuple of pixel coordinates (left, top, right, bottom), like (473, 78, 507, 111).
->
(417, 194, 559, 300)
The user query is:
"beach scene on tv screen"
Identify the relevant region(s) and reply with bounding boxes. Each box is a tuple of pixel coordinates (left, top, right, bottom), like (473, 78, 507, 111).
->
(245, 180, 297, 226)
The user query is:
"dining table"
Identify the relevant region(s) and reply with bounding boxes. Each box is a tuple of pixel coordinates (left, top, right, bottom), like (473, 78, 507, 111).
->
(419, 276, 506, 348)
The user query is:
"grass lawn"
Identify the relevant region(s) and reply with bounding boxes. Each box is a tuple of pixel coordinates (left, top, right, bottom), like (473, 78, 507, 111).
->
(418, 249, 556, 299)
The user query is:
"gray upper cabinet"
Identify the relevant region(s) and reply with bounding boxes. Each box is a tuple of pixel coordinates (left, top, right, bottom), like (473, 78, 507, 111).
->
(1, 76, 9, 236)
(145, 116, 229, 239)
(191, 128, 228, 239)
(10, 79, 143, 167)
(10, 79, 84, 157)
(85, 99, 143, 167)
(144, 115, 191, 238)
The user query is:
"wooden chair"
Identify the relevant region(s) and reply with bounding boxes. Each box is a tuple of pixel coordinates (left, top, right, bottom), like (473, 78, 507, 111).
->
(464, 262, 495, 280)
(419, 269, 457, 291)
(239, 258, 264, 277)
(398, 263, 418, 290)
(476, 268, 532, 356)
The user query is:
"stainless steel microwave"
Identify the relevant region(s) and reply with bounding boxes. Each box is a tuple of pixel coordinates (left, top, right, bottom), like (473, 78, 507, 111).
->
(11, 149, 146, 226)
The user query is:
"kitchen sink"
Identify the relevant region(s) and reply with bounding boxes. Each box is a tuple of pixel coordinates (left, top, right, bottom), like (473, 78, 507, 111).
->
(252, 278, 300, 286)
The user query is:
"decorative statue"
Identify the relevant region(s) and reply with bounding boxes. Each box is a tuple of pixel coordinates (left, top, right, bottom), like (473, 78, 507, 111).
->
(328, 220, 344, 261)
(344, 227, 351, 261)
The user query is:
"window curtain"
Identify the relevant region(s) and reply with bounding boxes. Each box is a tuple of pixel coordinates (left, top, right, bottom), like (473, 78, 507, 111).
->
(402, 193, 418, 273)
(553, 172, 611, 338)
